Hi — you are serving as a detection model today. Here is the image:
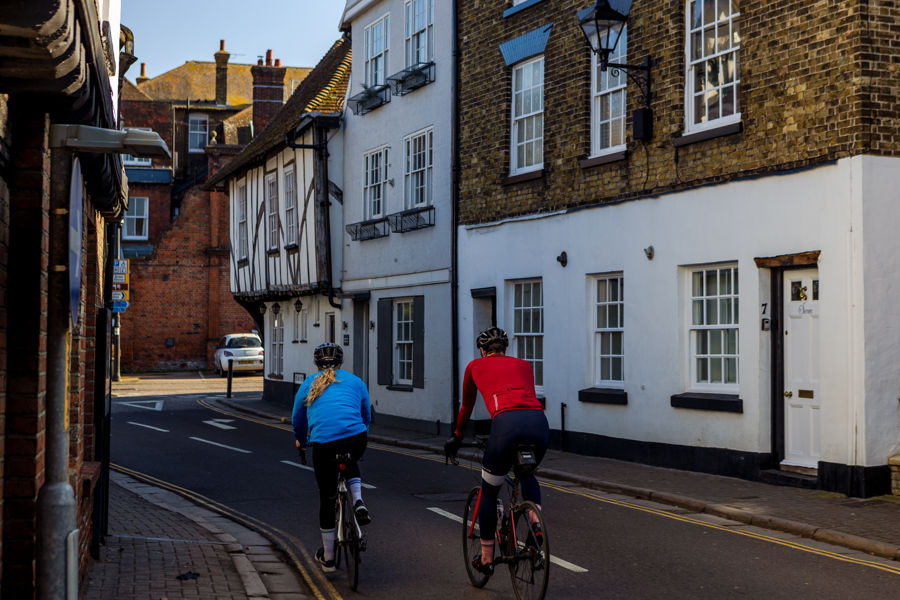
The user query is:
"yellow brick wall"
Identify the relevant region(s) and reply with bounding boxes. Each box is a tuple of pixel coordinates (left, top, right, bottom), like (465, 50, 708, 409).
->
(458, 0, 900, 224)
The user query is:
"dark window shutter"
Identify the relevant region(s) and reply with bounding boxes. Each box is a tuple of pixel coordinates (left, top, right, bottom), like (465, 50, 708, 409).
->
(413, 296, 425, 388)
(377, 298, 392, 385)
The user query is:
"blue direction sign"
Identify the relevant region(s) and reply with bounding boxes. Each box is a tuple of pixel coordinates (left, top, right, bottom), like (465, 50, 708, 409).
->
(112, 300, 129, 313)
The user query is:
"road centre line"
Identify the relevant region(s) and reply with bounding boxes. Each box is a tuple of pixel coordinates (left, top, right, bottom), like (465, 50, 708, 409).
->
(189, 437, 252, 454)
(127, 421, 170, 433)
(281, 460, 376, 488)
(426, 507, 588, 573)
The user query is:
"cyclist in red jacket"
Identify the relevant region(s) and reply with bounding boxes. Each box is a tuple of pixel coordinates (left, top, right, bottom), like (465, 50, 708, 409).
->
(445, 327, 550, 576)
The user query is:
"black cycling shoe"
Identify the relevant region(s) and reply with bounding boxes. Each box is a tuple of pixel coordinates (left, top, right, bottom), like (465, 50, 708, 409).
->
(354, 500, 371, 526)
(315, 547, 336, 573)
(472, 554, 494, 576)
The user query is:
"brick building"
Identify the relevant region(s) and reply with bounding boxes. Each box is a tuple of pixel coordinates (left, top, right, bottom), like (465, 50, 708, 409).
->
(455, 0, 900, 496)
(119, 44, 311, 370)
(0, 1, 140, 595)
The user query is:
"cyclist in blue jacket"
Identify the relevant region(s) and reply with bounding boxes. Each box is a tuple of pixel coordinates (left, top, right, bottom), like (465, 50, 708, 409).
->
(293, 343, 372, 572)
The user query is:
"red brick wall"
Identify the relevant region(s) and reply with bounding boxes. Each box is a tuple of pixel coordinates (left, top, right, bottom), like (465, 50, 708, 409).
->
(3, 100, 50, 599)
(120, 99, 174, 171)
(124, 183, 172, 245)
(120, 186, 254, 371)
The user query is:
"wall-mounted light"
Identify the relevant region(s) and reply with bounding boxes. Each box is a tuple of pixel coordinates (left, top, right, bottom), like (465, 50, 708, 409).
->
(578, 1, 653, 140)
(370, 320, 376, 330)
(644, 245, 654, 260)
(272, 303, 281, 315)
(294, 298, 303, 313)
(259, 304, 267, 315)
(556, 251, 568, 267)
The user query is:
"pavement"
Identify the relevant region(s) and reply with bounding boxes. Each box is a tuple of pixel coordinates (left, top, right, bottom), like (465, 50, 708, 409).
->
(83, 389, 900, 599)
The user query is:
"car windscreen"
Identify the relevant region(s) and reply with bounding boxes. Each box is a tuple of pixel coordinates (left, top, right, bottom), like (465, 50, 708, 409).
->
(227, 337, 262, 349)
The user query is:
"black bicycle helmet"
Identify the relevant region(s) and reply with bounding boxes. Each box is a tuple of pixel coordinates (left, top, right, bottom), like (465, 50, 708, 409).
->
(313, 342, 344, 369)
(476, 327, 509, 352)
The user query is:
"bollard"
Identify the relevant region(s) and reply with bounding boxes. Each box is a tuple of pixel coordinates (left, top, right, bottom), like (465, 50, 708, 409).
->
(560, 402, 568, 452)
(227, 359, 233, 398)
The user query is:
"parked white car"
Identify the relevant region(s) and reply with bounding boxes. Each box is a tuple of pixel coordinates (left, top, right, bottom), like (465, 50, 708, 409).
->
(213, 333, 264, 376)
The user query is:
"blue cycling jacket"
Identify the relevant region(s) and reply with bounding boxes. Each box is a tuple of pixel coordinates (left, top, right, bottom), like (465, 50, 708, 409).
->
(292, 369, 371, 447)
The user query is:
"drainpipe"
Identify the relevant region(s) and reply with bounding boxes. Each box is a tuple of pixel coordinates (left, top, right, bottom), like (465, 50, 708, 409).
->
(38, 147, 79, 600)
(450, 0, 461, 430)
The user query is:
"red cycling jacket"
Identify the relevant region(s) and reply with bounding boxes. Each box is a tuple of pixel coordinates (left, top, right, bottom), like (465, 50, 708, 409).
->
(454, 353, 544, 437)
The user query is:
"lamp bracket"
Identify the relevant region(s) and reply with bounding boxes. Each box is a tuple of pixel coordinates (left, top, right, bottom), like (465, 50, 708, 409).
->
(604, 56, 652, 108)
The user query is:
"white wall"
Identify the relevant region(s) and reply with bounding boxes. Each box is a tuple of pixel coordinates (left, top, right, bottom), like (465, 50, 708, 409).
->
(458, 157, 899, 465)
(860, 155, 900, 464)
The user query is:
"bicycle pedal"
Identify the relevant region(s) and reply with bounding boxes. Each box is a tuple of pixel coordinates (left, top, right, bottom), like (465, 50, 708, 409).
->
(359, 535, 368, 552)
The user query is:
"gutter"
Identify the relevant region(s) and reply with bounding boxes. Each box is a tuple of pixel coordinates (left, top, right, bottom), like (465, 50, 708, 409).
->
(450, 0, 461, 428)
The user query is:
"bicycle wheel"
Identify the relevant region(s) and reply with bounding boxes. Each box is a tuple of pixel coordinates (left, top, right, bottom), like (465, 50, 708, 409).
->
(462, 486, 490, 588)
(342, 493, 360, 591)
(508, 500, 549, 600)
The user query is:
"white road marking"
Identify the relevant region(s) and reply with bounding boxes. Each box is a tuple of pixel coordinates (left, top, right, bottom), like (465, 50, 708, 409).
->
(280, 460, 376, 488)
(281, 460, 314, 472)
(189, 437, 252, 454)
(127, 421, 169, 433)
(203, 419, 237, 430)
(118, 400, 164, 411)
(426, 507, 589, 573)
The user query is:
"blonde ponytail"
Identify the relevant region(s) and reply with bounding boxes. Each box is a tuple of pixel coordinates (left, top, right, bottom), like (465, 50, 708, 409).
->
(306, 368, 339, 405)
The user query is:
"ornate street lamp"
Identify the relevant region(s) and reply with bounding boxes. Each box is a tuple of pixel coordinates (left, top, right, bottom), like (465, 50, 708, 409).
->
(577, 0, 653, 138)
(294, 298, 303, 313)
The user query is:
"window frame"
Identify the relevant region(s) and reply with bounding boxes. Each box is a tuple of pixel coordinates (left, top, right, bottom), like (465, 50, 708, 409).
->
(122, 127, 152, 166)
(365, 14, 390, 87)
(270, 308, 284, 377)
(405, 0, 433, 67)
(590, 27, 628, 157)
(237, 181, 248, 259)
(363, 146, 389, 219)
(404, 127, 433, 209)
(123, 196, 149, 241)
(265, 171, 279, 251)
(687, 263, 740, 392)
(284, 165, 298, 246)
(510, 278, 544, 391)
(510, 56, 544, 176)
(684, 0, 741, 134)
(393, 298, 415, 385)
(188, 114, 208, 153)
(591, 274, 625, 388)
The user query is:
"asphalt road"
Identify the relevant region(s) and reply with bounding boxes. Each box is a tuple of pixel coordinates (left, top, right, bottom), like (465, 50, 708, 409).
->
(110, 377, 900, 599)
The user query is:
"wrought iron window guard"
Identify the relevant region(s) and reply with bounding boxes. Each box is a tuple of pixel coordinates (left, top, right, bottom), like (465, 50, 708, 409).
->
(387, 205, 435, 233)
(386, 62, 435, 96)
(346, 217, 390, 241)
(347, 84, 391, 116)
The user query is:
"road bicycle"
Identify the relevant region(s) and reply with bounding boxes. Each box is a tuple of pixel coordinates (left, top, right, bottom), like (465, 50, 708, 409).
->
(333, 451, 366, 591)
(453, 439, 550, 600)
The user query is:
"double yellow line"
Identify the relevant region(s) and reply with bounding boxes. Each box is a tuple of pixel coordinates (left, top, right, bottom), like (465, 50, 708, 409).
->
(111, 462, 343, 600)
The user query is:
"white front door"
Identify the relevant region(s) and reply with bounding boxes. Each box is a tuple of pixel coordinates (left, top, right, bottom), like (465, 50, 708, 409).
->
(782, 268, 821, 470)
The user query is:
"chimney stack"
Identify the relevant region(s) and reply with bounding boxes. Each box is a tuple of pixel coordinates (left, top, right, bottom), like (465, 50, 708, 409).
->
(214, 39, 230, 105)
(251, 48, 286, 135)
(136, 62, 150, 85)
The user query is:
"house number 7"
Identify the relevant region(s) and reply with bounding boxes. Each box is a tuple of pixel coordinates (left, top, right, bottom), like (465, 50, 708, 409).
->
(760, 303, 767, 315)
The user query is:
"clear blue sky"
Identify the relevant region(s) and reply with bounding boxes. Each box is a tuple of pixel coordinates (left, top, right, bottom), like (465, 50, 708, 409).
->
(122, 1, 346, 79)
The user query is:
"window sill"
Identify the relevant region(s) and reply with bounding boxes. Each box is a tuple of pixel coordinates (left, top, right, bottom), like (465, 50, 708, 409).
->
(579, 151, 627, 169)
(386, 384, 414, 392)
(266, 248, 280, 257)
(284, 242, 299, 252)
(670, 392, 742, 413)
(268, 374, 284, 380)
(503, 0, 546, 18)
(578, 387, 627, 405)
(673, 121, 743, 148)
(237, 257, 249, 267)
(502, 169, 544, 186)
